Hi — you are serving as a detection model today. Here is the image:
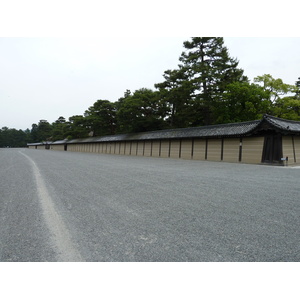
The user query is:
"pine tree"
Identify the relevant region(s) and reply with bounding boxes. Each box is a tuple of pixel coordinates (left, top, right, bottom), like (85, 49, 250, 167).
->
(84, 100, 117, 136)
(116, 88, 166, 133)
(155, 68, 193, 128)
(178, 37, 247, 125)
(295, 77, 300, 99)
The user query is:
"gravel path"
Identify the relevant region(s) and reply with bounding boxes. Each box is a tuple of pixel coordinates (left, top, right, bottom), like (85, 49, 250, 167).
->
(1, 148, 299, 261)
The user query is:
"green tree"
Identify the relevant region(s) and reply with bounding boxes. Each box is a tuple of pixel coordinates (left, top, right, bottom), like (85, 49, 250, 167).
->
(254, 74, 300, 119)
(0, 127, 28, 147)
(214, 82, 272, 123)
(84, 100, 116, 136)
(51, 116, 68, 141)
(0, 127, 9, 147)
(155, 37, 248, 127)
(116, 88, 166, 133)
(254, 74, 296, 102)
(117, 89, 132, 105)
(155, 68, 193, 128)
(24, 128, 32, 144)
(272, 97, 300, 120)
(30, 120, 52, 142)
(295, 77, 300, 100)
(30, 123, 39, 142)
(178, 37, 248, 125)
(66, 115, 90, 139)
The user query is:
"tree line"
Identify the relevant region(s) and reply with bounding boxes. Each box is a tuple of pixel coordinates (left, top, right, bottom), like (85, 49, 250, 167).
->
(1, 37, 300, 147)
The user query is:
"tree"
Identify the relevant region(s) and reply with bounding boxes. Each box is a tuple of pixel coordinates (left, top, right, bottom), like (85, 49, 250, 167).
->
(272, 97, 300, 120)
(214, 82, 272, 123)
(178, 37, 248, 125)
(66, 115, 89, 139)
(116, 88, 166, 133)
(24, 128, 32, 144)
(0, 127, 28, 147)
(155, 37, 248, 127)
(295, 77, 300, 100)
(84, 100, 116, 136)
(30, 123, 39, 142)
(254, 74, 296, 102)
(253, 74, 300, 120)
(51, 116, 68, 141)
(30, 120, 52, 142)
(155, 68, 194, 128)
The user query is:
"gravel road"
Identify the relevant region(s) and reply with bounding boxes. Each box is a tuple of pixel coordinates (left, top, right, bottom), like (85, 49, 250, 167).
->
(1, 148, 299, 261)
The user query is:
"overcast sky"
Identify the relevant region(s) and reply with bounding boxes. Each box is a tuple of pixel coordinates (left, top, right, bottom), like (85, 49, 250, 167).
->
(1, 37, 300, 130)
(1, 0, 299, 130)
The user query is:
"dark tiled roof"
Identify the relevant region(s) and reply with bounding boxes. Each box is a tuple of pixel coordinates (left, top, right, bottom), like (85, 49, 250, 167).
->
(51, 139, 68, 145)
(66, 119, 262, 144)
(264, 114, 300, 133)
(27, 141, 52, 146)
(67, 137, 104, 144)
(27, 115, 300, 146)
(65, 120, 260, 144)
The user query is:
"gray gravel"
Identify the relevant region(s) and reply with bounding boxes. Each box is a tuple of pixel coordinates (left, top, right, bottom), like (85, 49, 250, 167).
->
(1, 148, 300, 261)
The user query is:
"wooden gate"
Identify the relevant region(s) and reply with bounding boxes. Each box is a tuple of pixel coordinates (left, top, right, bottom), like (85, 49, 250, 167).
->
(262, 134, 283, 164)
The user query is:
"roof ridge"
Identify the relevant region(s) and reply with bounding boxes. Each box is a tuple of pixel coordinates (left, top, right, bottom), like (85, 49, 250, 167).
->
(264, 114, 300, 124)
(128, 119, 262, 134)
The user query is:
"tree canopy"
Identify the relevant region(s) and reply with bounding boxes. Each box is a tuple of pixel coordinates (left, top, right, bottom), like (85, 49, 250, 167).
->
(116, 88, 166, 133)
(156, 37, 249, 127)
(84, 100, 117, 136)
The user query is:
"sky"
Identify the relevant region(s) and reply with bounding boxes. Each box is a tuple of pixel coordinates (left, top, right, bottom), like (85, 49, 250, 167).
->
(1, 36, 299, 130)
(0, 0, 299, 132)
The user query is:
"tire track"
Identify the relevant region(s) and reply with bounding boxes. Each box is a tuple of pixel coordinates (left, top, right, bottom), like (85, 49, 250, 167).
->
(19, 151, 82, 261)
